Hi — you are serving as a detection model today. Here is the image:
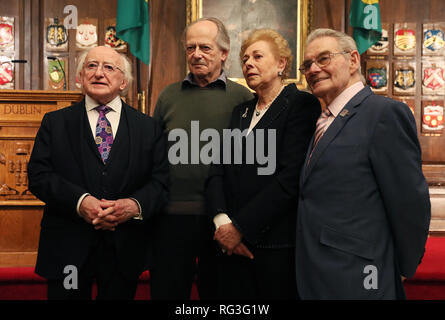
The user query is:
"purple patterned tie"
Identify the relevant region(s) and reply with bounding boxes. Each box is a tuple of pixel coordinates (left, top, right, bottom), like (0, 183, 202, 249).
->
(95, 105, 113, 163)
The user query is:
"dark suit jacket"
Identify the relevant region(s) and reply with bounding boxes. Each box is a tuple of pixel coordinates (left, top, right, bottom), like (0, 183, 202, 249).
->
(296, 86, 431, 299)
(206, 84, 321, 248)
(28, 99, 169, 281)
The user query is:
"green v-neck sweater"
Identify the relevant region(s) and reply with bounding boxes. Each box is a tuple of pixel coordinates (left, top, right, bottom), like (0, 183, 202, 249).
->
(153, 79, 253, 206)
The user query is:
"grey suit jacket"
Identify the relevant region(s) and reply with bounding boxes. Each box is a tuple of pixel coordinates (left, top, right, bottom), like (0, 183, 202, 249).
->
(296, 86, 431, 299)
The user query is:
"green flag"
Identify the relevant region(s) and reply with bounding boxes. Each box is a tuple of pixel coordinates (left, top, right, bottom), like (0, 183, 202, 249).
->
(116, 0, 150, 65)
(349, 0, 382, 54)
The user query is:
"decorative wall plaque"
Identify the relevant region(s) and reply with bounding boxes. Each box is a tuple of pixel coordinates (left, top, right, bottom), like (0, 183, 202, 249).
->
(393, 59, 416, 95)
(104, 18, 126, 52)
(422, 59, 445, 96)
(45, 55, 68, 90)
(394, 22, 416, 56)
(366, 58, 388, 94)
(0, 16, 14, 51)
(0, 55, 14, 89)
(422, 100, 444, 134)
(423, 22, 445, 56)
(76, 18, 98, 50)
(45, 17, 68, 51)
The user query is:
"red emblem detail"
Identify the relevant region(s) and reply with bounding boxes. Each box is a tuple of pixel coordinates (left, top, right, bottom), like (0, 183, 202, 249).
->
(0, 62, 13, 85)
(0, 23, 13, 46)
(423, 105, 444, 130)
(423, 68, 445, 90)
(396, 29, 415, 37)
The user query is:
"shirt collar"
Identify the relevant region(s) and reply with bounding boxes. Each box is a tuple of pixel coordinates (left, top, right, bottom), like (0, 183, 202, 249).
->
(85, 95, 122, 113)
(327, 81, 364, 117)
(182, 70, 227, 88)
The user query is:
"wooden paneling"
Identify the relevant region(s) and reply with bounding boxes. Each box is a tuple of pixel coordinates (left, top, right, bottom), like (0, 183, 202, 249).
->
(311, 0, 346, 32)
(0, 90, 83, 267)
(0, 207, 42, 267)
(148, 0, 186, 114)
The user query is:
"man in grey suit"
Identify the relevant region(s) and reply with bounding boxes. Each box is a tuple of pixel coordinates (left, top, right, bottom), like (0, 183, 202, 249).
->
(295, 28, 431, 299)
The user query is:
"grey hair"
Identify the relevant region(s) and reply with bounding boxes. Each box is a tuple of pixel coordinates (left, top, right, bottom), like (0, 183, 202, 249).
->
(182, 17, 230, 66)
(306, 28, 365, 84)
(76, 48, 133, 96)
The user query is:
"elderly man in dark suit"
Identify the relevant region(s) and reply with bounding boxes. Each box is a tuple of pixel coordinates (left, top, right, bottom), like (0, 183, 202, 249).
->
(28, 46, 169, 300)
(296, 28, 431, 299)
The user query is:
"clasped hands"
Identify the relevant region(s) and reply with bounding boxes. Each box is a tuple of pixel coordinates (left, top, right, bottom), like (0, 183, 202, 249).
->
(214, 223, 254, 260)
(79, 195, 140, 231)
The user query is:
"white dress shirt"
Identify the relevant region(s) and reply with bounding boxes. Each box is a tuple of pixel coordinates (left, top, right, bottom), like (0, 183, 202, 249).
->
(323, 81, 365, 131)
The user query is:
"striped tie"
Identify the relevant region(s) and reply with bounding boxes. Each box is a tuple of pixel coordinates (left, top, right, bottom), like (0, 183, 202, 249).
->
(312, 107, 332, 150)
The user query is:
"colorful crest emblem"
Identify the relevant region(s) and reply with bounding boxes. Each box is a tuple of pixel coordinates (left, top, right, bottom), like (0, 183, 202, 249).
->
(0, 60, 12, 85)
(423, 105, 444, 131)
(0, 22, 13, 47)
(371, 29, 389, 52)
(424, 29, 445, 52)
(423, 67, 445, 90)
(395, 29, 416, 51)
(105, 26, 126, 49)
(46, 18, 67, 47)
(394, 67, 415, 90)
(367, 67, 387, 89)
(47, 60, 65, 90)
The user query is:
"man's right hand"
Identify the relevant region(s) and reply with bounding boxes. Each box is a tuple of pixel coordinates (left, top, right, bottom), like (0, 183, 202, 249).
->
(232, 243, 254, 259)
(78, 195, 116, 230)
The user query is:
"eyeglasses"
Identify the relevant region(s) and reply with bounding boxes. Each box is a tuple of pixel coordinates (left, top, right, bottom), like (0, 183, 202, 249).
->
(84, 61, 123, 74)
(299, 51, 350, 74)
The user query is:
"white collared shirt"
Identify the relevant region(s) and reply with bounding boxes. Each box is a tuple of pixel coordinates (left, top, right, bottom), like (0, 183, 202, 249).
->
(85, 94, 122, 140)
(323, 81, 365, 130)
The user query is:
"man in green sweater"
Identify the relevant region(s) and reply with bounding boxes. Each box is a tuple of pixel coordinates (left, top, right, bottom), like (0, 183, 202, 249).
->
(151, 17, 253, 300)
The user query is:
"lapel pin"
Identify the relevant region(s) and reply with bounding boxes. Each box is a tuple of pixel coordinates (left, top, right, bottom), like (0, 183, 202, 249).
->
(339, 109, 349, 117)
(241, 107, 248, 118)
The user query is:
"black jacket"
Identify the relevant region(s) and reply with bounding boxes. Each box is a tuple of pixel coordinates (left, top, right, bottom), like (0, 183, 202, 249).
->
(28, 99, 169, 280)
(206, 84, 321, 248)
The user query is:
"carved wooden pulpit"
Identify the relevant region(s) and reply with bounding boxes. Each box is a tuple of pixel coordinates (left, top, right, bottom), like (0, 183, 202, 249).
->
(0, 90, 83, 266)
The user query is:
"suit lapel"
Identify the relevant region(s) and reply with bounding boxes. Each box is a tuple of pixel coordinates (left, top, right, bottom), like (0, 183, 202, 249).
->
(242, 84, 294, 133)
(302, 86, 373, 183)
(65, 101, 85, 166)
(111, 102, 133, 193)
(83, 118, 102, 163)
(64, 100, 100, 190)
(65, 100, 101, 163)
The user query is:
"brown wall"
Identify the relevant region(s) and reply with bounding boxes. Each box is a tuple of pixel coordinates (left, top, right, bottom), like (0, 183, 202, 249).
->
(148, 0, 186, 114)
(312, 0, 445, 169)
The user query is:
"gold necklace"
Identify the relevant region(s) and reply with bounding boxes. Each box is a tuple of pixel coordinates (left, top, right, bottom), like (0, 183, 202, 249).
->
(255, 86, 284, 116)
